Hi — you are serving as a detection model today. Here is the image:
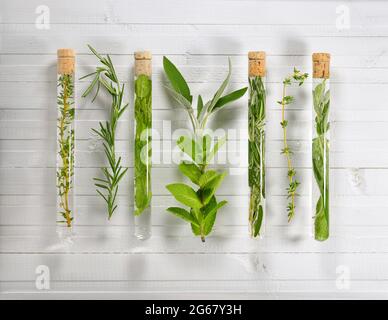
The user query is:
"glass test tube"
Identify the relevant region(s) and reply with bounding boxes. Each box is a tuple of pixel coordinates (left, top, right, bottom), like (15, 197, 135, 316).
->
(56, 48, 76, 231)
(312, 53, 331, 241)
(248, 51, 266, 239)
(133, 51, 152, 240)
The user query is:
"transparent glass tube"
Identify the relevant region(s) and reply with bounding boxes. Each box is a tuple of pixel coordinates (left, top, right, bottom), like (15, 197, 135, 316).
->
(312, 78, 330, 241)
(56, 71, 75, 230)
(248, 75, 266, 238)
(134, 52, 152, 240)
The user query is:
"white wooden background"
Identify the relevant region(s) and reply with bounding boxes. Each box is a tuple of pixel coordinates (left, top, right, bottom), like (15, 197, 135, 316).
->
(1, 0, 388, 299)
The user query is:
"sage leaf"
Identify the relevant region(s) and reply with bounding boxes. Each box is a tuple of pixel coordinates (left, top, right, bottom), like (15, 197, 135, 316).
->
(212, 87, 248, 112)
(197, 95, 204, 120)
(207, 57, 232, 113)
(163, 56, 192, 103)
(312, 79, 330, 241)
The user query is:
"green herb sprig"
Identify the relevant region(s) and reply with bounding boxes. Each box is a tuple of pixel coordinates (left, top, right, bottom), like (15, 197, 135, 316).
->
(312, 79, 330, 241)
(278, 68, 308, 221)
(163, 56, 247, 242)
(57, 74, 75, 227)
(81, 45, 128, 219)
(248, 76, 266, 237)
(134, 74, 152, 216)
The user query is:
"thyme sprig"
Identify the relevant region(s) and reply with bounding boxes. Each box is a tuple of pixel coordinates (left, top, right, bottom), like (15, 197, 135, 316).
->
(57, 74, 75, 227)
(81, 45, 128, 219)
(277, 68, 308, 221)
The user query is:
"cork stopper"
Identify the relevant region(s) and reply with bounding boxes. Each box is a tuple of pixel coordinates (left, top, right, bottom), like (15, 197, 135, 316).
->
(135, 51, 152, 77)
(248, 51, 266, 77)
(312, 53, 330, 79)
(57, 48, 75, 75)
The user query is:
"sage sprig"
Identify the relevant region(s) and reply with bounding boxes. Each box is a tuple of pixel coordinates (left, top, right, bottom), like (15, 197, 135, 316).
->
(57, 74, 75, 227)
(278, 68, 308, 221)
(163, 56, 247, 242)
(312, 79, 330, 241)
(248, 76, 266, 237)
(81, 45, 128, 219)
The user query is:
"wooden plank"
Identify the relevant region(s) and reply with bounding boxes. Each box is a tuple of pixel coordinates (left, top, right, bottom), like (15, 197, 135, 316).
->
(2, 280, 387, 299)
(0, 82, 385, 111)
(0, 252, 386, 281)
(1, 226, 388, 253)
(0, 0, 385, 25)
(3, 66, 388, 84)
(2, 35, 388, 55)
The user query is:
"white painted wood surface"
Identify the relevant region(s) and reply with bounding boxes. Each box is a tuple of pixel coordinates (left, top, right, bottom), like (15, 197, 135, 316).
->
(0, 0, 387, 299)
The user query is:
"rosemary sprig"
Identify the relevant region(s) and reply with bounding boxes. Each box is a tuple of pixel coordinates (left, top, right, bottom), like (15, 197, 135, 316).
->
(81, 45, 128, 219)
(57, 74, 75, 227)
(248, 76, 266, 237)
(278, 68, 308, 221)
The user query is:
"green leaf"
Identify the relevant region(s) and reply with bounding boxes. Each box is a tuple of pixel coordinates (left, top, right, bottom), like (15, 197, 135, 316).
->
(191, 223, 201, 236)
(82, 73, 99, 98)
(163, 56, 192, 103)
(203, 171, 226, 190)
(167, 207, 199, 226)
(200, 134, 211, 165)
(207, 57, 232, 113)
(178, 162, 202, 185)
(164, 85, 193, 111)
(135, 74, 152, 98)
(198, 170, 219, 188)
(166, 183, 203, 208)
(197, 95, 204, 120)
(177, 135, 202, 164)
(206, 136, 226, 164)
(253, 205, 264, 237)
(201, 171, 226, 205)
(203, 200, 227, 235)
(212, 87, 248, 112)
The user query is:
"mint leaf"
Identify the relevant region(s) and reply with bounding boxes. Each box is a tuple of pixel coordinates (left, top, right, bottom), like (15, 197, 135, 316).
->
(166, 183, 203, 208)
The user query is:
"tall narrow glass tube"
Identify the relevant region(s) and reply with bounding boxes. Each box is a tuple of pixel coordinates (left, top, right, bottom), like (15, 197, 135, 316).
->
(312, 53, 330, 241)
(134, 51, 152, 240)
(56, 49, 75, 229)
(248, 51, 266, 238)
